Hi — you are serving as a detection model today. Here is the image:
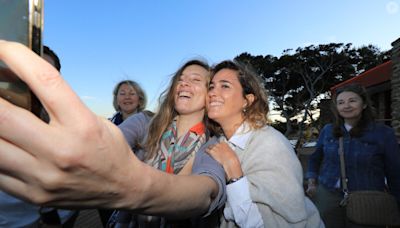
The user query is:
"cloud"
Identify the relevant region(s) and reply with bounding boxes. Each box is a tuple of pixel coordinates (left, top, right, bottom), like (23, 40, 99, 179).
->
(81, 95, 97, 100)
(386, 1, 399, 14)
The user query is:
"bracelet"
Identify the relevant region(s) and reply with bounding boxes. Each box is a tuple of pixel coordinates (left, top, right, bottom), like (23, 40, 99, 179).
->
(227, 176, 244, 185)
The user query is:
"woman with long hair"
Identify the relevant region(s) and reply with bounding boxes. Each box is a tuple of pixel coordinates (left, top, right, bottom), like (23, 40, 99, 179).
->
(306, 84, 400, 227)
(205, 60, 323, 227)
(110, 59, 225, 227)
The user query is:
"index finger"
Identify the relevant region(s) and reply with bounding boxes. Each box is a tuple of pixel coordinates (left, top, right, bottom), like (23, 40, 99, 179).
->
(0, 41, 90, 124)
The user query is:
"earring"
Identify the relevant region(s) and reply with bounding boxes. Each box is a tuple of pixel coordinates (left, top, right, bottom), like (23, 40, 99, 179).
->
(243, 102, 248, 113)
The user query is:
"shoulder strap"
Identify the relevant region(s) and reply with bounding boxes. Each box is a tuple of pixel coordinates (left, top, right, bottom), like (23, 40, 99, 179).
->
(338, 137, 348, 193)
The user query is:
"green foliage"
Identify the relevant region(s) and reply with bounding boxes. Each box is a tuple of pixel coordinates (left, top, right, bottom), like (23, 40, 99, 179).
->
(235, 43, 388, 135)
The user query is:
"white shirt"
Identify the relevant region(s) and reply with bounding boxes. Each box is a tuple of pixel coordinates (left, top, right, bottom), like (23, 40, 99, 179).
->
(221, 123, 264, 228)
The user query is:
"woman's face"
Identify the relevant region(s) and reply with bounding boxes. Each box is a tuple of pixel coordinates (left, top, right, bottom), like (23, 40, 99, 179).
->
(336, 91, 366, 122)
(174, 64, 209, 116)
(207, 69, 248, 125)
(117, 83, 140, 115)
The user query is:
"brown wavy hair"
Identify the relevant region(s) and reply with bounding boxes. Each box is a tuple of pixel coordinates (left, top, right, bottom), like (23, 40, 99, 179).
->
(331, 83, 375, 138)
(208, 60, 270, 136)
(145, 59, 211, 160)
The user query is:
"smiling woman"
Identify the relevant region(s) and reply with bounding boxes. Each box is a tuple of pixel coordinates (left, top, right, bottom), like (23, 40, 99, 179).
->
(205, 60, 323, 227)
(108, 59, 227, 227)
(109, 80, 148, 125)
(306, 84, 400, 227)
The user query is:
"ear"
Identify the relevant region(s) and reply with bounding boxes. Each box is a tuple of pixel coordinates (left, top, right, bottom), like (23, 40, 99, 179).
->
(244, 94, 255, 108)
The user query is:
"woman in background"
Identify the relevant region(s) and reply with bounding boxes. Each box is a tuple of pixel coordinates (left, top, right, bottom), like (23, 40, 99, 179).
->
(109, 80, 147, 125)
(100, 80, 149, 225)
(306, 84, 400, 227)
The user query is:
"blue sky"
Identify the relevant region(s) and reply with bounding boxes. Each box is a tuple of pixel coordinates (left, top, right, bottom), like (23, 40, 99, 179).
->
(43, 1, 400, 118)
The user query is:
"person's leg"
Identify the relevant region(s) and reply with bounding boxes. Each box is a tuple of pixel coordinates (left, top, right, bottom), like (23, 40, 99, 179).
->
(312, 185, 346, 228)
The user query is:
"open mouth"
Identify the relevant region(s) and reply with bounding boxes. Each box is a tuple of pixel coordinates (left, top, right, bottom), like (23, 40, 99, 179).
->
(178, 91, 192, 99)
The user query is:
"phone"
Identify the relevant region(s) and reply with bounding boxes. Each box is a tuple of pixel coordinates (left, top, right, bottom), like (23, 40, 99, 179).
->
(0, 0, 43, 116)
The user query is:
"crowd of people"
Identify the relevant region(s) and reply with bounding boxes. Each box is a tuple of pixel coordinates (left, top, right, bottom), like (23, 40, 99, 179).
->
(0, 40, 399, 228)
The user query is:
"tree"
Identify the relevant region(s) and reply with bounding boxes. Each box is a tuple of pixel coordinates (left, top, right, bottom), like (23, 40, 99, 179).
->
(235, 43, 388, 145)
(236, 52, 303, 135)
(288, 43, 357, 148)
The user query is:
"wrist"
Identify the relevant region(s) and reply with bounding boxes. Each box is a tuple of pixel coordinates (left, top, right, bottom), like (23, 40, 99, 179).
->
(227, 175, 244, 185)
(223, 158, 243, 181)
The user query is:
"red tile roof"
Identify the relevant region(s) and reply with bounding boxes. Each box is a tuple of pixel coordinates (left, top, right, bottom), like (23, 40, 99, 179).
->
(330, 60, 392, 93)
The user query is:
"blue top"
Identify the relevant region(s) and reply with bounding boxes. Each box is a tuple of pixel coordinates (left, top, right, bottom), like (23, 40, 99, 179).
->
(109, 112, 124, 125)
(0, 191, 40, 227)
(306, 123, 400, 204)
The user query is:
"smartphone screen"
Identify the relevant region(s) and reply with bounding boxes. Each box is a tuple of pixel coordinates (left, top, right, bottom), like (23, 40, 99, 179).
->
(0, 0, 43, 116)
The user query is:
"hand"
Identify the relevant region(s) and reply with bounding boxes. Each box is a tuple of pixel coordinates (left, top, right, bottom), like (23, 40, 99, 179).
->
(0, 42, 219, 216)
(305, 179, 317, 198)
(0, 41, 143, 209)
(206, 141, 243, 180)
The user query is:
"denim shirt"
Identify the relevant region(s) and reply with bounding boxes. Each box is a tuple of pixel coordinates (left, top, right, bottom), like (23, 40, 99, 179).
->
(306, 123, 400, 204)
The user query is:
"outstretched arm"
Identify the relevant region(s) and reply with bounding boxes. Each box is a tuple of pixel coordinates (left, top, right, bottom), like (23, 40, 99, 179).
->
(0, 41, 218, 218)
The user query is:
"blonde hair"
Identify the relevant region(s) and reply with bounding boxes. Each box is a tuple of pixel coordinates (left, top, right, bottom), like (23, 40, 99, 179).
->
(113, 80, 147, 112)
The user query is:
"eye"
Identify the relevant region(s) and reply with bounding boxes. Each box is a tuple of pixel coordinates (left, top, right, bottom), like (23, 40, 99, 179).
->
(222, 84, 230, 89)
(209, 84, 215, 90)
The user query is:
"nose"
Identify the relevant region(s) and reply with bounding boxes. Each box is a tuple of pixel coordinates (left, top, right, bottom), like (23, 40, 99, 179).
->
(208, 88, 217, 98)
(343, 101, 351, 108)
(178, 79, 190, 87)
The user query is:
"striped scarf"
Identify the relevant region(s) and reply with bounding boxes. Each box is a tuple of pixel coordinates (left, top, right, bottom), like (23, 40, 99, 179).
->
(148, 118, 206, 174)
(108, 119, 207, 227)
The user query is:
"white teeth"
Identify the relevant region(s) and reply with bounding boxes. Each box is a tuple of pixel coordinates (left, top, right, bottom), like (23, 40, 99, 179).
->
(178, 91, 191, 98)
(209, 101, 223, 107)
